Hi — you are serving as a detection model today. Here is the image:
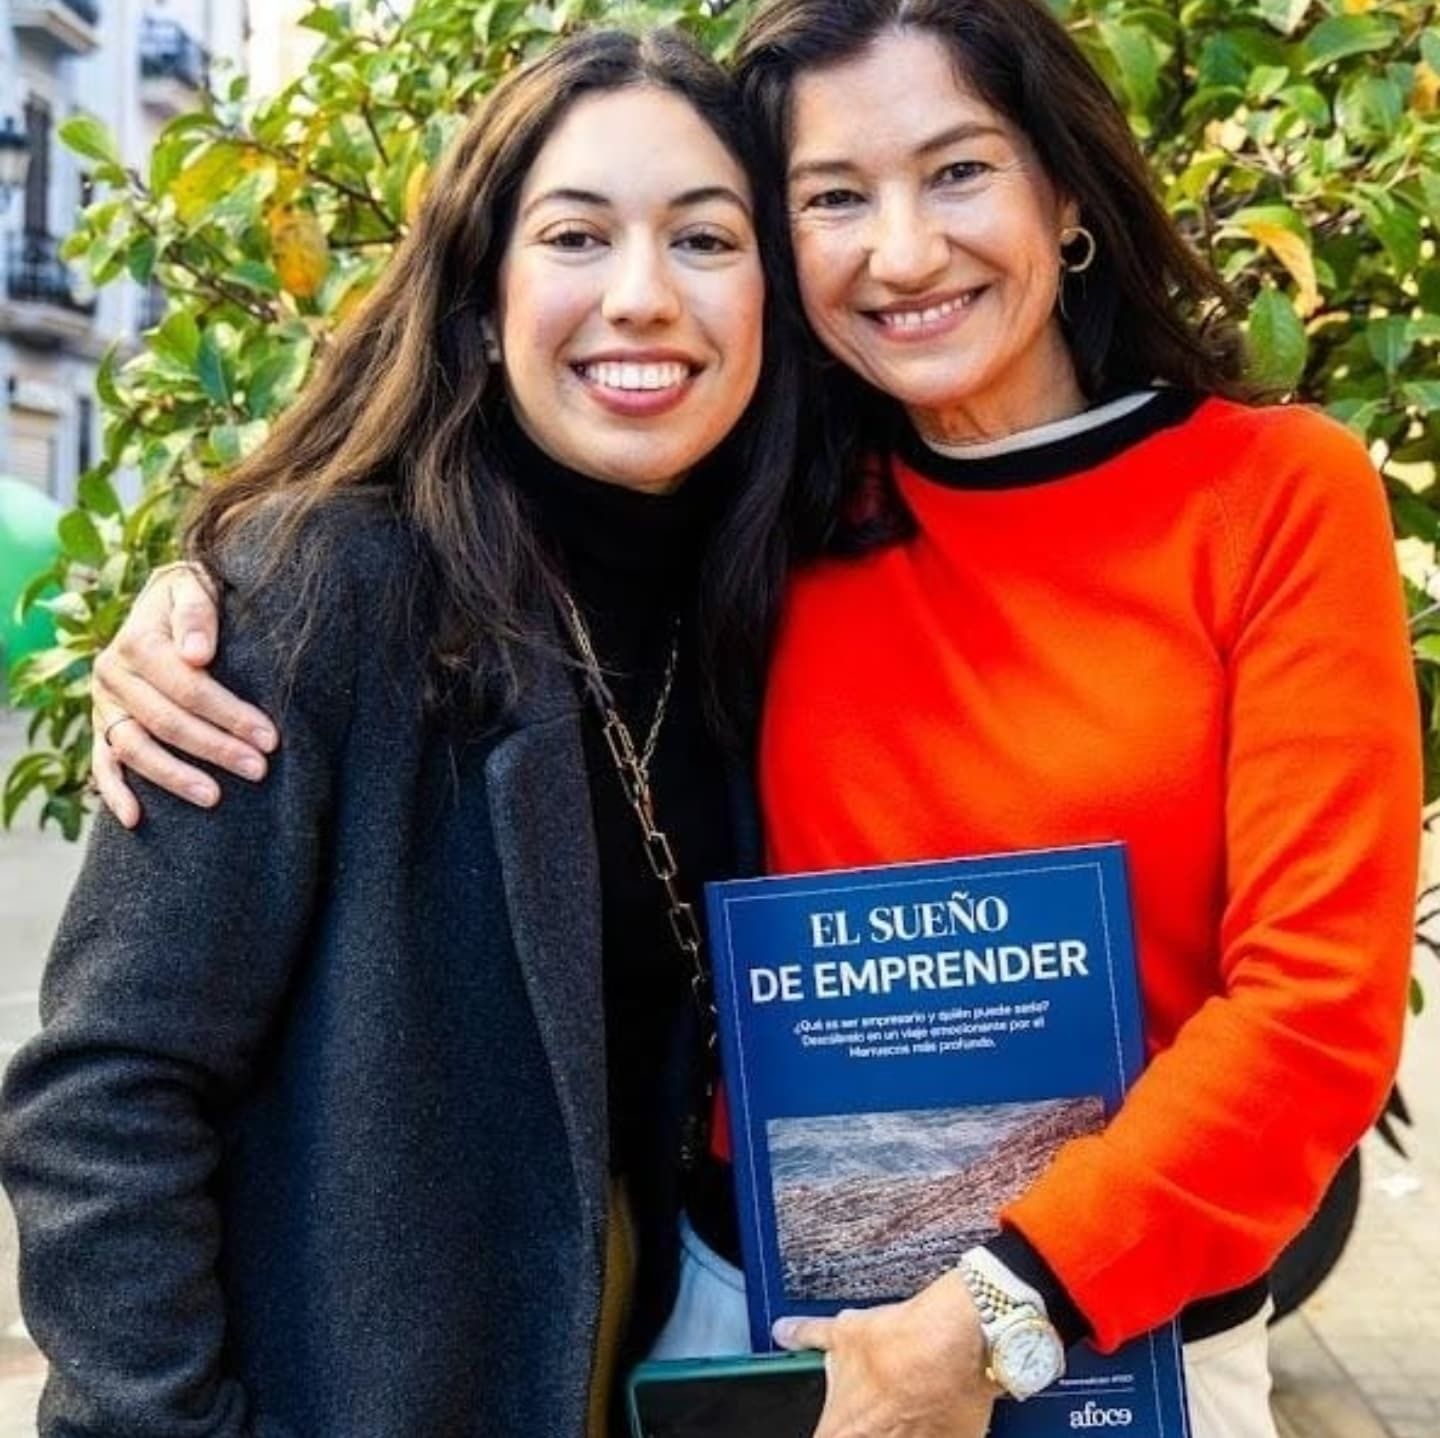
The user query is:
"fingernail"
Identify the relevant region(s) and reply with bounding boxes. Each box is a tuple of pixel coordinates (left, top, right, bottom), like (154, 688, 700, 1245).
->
(238, 758, 265, 782)
(771, 1319, 796, 1346)
(188, 785, 218, 807)
(250, 726, 278, 752)
(180, 632, 209, 661)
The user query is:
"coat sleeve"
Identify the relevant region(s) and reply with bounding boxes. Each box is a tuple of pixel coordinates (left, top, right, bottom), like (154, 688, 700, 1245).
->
(0, 519, 360, 1435)
(1000, 408, 1422, 1350)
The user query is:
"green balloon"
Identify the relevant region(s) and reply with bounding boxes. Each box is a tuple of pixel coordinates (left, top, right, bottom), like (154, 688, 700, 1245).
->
(0, 476, 63, 679)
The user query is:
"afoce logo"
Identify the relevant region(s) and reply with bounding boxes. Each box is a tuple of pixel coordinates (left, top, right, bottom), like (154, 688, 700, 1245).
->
(1069, 1400, 1135, 1428)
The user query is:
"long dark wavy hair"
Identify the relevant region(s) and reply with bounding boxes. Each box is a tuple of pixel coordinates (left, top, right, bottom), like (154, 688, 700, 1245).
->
(734, 0, 1250, 555)
(189, 27, 801, 741)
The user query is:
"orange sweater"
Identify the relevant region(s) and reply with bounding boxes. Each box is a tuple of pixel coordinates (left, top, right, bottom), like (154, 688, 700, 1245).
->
(760, 394, 1420, 1351)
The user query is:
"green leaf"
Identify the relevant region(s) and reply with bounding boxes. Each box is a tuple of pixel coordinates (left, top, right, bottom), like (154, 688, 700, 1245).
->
(78, 469, 121, 518)
(94, 345, 122, 408)
(1247, 288, 1308, 389)
(153, 311, 202, 369)
(58, 510, 106, 567)
(298, 5, 345, 38)
(1274, 82, 1331, 130)
(1336, 75, 1405, 141)
(40, 794, 85, 843)
(1403, 382, 1440, 412)
(58, 115, 120, 167)
(126, 235, 158, 286)
(1421, 30, 1440, 76)
(1368, 315, 1415, 374)
(1247, 65, 1293, 103)
(224, 261, 283, 295)
(1420, 172, 1440, 229)
(246, 340, 314, 418)
(196, 330, 233, 407)
(3, 752, 63, 829)
(1258, 0, 1311, 35)
(1099, 20, 1161, 112)
(1355, 190, 1424, 273)
(1393, 486, 1440, 543)
(12, 646, 87, 689)
(1302, 14, 1400, 73)
(210, 421, 270, 466)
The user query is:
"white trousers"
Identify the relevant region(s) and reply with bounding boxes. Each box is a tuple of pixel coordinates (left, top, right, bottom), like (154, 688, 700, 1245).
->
(650, 1218, 1279, 1438)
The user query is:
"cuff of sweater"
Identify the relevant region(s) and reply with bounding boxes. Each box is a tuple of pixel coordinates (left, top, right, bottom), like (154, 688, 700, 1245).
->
(985, 1227, 1091, 1349)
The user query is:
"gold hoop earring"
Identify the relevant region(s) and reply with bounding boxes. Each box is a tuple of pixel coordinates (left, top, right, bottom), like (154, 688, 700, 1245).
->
(1060, 225, 1097, 274)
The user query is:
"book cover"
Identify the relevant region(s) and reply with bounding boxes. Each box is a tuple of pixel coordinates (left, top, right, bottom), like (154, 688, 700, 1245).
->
(706, 843, 1191, 1436)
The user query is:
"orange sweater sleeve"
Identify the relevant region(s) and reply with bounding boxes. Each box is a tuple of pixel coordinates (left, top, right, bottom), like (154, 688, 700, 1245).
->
(1000, 408, 1421, 1350)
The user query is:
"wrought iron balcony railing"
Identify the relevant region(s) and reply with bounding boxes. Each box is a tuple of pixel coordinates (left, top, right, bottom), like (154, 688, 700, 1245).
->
(5, 232, 97, 316)
(140, 16, 210, 92)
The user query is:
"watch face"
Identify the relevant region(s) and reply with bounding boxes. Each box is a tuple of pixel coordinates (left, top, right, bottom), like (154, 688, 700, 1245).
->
(993, 1316, 1066, 1400)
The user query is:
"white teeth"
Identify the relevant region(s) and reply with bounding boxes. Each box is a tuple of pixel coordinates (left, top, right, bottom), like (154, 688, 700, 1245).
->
(876, 292, 977, 329)
(580, 361, 690, 391)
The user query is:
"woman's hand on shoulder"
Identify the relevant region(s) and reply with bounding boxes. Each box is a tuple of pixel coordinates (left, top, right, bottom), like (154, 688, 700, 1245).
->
(91, 562, 279, 829)
(775, 1269, 1000, 1437)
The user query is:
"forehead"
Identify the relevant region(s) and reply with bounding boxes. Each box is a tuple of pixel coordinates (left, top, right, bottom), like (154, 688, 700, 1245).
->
(788, 28, 1010, 165)
(519, 84, 750, 204)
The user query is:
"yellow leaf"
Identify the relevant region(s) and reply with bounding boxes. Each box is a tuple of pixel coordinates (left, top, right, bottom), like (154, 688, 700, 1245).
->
(1239, 220, 1321, 317)
(1416, 62, 1440, 115)
(267, 207, 330, 300)
(170, 142, 245, 225)
(335, 278, 376, 328)
(1341, 0, 1375, 11)
(404, 162, 431, 226)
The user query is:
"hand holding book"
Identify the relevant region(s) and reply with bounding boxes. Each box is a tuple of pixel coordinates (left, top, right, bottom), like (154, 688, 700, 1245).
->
(772, 1268, 1001, 1438)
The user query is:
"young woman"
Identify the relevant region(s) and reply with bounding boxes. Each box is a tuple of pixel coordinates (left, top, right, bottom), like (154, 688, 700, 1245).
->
(0, 27, 802, 1438)
(64, 2, 1421, 1436)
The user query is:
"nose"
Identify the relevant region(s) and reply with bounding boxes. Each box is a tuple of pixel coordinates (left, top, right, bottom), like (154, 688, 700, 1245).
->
(867, 191, 949, 290)
(601, 233, 682, 328)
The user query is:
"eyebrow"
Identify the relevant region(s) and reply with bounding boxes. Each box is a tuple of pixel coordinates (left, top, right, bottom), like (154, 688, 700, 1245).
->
(521, 184, 752, 219)
(787, 121, 1007, 183)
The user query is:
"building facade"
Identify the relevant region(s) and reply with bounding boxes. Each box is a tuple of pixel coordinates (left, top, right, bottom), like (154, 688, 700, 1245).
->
(0, 0, 248, 504)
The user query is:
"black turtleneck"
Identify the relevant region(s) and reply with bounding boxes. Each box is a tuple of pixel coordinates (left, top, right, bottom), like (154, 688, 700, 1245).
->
(497, 416, 739, 1342)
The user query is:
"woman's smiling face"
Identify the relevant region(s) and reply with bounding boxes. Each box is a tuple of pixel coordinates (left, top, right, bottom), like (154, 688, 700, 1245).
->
(497, 85, 765, 494)
(786, 29, 1083, 444)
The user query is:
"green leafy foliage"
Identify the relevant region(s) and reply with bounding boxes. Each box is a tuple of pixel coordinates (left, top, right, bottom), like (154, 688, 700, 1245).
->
(7, 0, 1440, 856)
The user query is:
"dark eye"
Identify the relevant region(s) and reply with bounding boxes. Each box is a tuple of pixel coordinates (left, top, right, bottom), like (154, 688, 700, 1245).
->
(938, 161, 989, 185)
(678, 230, 738, 255)
(544, 228, 603, 251)
(803, 188, 863, 211)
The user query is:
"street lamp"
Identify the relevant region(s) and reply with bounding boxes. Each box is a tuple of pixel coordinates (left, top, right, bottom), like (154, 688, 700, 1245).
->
(0, 117, 31, 212)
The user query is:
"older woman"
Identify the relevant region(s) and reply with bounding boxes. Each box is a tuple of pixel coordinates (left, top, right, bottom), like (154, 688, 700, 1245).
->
(71, 3, 1420, 1437)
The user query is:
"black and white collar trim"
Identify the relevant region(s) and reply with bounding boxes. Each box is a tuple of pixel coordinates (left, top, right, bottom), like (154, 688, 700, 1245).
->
(896, 387, 1204, 489)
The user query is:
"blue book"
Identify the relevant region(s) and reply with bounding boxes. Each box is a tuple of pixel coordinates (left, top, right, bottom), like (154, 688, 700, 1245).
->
(706, 842, 1191, 1437)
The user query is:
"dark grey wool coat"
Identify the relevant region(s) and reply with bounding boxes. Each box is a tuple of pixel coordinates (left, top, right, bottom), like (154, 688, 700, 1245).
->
(0, 501, 752, 1437)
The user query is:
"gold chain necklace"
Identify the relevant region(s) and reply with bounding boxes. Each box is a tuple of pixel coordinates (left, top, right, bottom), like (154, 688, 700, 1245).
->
(555, 584, 714, 1059)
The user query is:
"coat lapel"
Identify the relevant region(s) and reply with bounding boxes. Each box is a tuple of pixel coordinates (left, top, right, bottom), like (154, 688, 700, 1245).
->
(485, 661, 608, 1255)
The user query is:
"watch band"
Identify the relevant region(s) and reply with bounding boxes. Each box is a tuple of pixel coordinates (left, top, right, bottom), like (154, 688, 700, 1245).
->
(960, 1245, 1051, 1322)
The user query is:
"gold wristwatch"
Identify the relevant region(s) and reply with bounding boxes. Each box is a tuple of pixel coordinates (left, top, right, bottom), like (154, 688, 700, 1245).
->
(957, 1246, 1066, 1401)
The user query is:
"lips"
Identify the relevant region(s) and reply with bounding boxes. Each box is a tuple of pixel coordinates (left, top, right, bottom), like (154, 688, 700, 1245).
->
(569, 352, 703, 417)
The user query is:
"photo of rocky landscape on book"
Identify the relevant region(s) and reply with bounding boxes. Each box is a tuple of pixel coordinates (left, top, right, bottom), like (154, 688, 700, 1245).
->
(768, 1097, 1106, 1301)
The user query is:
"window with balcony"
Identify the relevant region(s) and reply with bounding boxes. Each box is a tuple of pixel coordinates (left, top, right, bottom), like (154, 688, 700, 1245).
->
(11, 0, 102, 55)
(140, 16, 211, 103)
(5, 233, 98, 317)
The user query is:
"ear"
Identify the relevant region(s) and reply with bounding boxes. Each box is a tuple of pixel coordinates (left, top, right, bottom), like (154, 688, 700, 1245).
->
(481, 316, 502, 364)
(1057, 193, 1081, 234)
